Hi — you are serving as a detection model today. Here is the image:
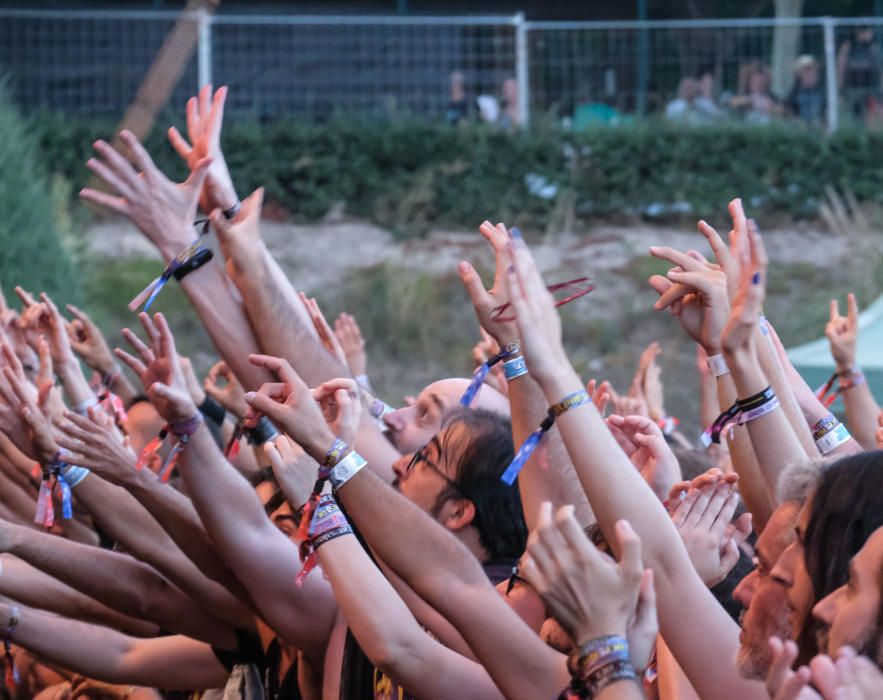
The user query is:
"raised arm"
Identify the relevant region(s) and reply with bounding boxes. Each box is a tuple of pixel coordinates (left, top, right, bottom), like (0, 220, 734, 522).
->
(0, 517, 235, 648)
(79, 128, 270, 392)
(115, 312, 337, 663)
(56, 409, 250, 603)
(0, 556, 159, 638)
(458, 221, 592, 530)
(0, 602, 228, 690)
(719, 224, 813, 501)
(0, 355, 253, 634)
(823, 293, 879, 449)
(503, 228, 766, 700)
(243, 354, 570, 700)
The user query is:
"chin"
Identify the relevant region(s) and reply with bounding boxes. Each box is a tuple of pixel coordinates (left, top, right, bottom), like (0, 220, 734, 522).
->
(735, 643, 769, 681)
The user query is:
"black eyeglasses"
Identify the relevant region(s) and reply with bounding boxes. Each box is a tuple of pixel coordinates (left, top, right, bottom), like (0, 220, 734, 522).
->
(407, 441, 465, 497)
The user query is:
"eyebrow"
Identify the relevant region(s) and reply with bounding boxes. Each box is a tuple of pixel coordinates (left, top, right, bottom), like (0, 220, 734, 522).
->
(428, 392, 445, 415)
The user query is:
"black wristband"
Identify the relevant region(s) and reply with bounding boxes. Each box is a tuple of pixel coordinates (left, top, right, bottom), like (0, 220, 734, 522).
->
(247, 416, 280, 446)
(173, 247, 213, 281)
(223, 201, 242, 220)
(198, 395, 226, 427)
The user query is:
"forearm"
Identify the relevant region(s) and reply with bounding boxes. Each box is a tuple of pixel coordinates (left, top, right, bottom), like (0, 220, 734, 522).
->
(336, 467, 567, 700)
(56, 359, 96, 410)
(178, 423, 335, 658)
(714, 373, 773, 531)
(756, 324, 816, 457)
(176, 263, 272, 391)
(699, 373, 718, 431)
(0, 603, 228, 689)
(510, 371, 592, 531)
(5, 522, 233, 648)
(537, 366, 760, 700)
(0, 557, 159, 638)
(726, 349, 815, 501)
(233, 246, 345, 385)
(840, 376, 879, 450)
(0, 471, 40, 526)
(126, 467, 249, 599)
(71, 475, 252, 634)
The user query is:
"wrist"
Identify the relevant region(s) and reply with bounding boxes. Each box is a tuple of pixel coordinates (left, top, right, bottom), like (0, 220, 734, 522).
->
(835, 359, 856, 373)
(539, 367, 583, 404)
(306, 429, 338, 464)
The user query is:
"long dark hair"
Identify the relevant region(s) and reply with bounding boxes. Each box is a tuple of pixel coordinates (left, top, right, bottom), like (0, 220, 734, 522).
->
(798, 450, 883, 662)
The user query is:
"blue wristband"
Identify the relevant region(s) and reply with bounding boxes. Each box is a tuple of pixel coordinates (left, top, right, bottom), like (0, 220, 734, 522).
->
(503, 356, 528, 381)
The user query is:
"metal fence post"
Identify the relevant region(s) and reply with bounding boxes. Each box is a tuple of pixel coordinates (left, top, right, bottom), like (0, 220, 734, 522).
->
(514, 12, 530, 127)
(823, 16, 838, 133)
(197, 7, 212, 88)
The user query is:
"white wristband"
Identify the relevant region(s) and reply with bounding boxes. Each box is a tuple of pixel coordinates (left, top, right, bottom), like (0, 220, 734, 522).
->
(706, 354, 729, 377)
(329, 450, 367, 491)
(815, 423, 851, 455)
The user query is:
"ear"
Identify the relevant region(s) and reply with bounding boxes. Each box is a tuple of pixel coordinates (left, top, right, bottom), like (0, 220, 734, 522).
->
(438, 497, 476, 532)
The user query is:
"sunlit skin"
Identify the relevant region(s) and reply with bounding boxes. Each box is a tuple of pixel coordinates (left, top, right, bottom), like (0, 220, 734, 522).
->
(770, 498, 816, 640)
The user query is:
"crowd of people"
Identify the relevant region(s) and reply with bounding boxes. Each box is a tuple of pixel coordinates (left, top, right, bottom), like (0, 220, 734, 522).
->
(0, 82, 880, 700)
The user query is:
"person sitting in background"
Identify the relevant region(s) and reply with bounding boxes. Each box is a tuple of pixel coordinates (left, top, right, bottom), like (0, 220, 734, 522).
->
(785, 55, 826, 126)
(666, 76, 722, 125)
(730, 64, 782, 124)
(445, 70, 468, 125)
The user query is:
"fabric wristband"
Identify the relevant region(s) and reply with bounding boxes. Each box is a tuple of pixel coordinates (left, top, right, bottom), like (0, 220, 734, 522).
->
(460, 339, 522, 406)
(706, 353, 729, 377)
(246, 416, 280, 446)
(3, 606, 19, 691)
(503, 355, 528, 381)
(223, 200, 242, 220)
(171, 246, 213, 281)
(309, 494, 353, 549)
(198, 395, 227, 427)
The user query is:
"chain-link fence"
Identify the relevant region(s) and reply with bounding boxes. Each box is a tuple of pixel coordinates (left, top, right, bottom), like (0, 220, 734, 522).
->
(2, 9, 883, 131)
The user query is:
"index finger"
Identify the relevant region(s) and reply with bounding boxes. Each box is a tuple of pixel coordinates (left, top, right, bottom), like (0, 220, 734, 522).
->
(830, 299, 840, 322)
(13, 286, 37, 308)
(249, 354, 299, 385)
(847, 292, 858, 327)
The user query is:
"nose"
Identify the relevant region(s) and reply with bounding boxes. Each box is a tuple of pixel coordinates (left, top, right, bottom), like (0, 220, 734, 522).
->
(383, 407, 408, 433)
(392, 453, 414, 482)
(812, 585, 842, 625)
(733, 569, 758, 608)
(770, 543, 797, 588)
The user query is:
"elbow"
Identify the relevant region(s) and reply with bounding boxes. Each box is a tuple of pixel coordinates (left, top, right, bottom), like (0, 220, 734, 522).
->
(133, 571, 177, 626)
(367, 636, 425, 681)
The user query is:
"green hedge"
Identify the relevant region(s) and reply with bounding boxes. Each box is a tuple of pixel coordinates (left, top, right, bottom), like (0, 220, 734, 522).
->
(29, 114, 883, 235)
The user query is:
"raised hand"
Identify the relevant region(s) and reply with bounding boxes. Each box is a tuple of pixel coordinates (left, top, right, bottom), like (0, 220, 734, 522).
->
(15, 289, 75, 369)
(115, 312, 196, 423)
(311, 377, 361, 447)
(834, 647, 883, 699)
(334, 312, 368, 379)
(264, 435, 318, 509)
(0, 357, 58, 464)
(459, 221, 520, 346)
(502, 229, 569, 388)
(299, 293, 347, 366)
(521, 503, 657, 670)
(65, 303, 116, 375)
(207, 187, 264, 278)
(56, 409, 136, 485)
(244, 354, 336, 461)
(825, 293, 859, 372)
(80, 130, 211, 259)
(168, 84, 239, 215)
(586, 379, 611, 415)
(204, 360, 248, 418)
(605, 414, 681, 501)
(669, 478, 752, 587)
(765, 638, 824, 700)
(721, 221, 768, 364)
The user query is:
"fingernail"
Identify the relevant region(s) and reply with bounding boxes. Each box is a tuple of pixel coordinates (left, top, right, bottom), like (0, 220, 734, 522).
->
(507, 265, 514, 274)
(751, 272, 761, 285)
(510, 227, 523, 241)
(244, 392, 255, 402)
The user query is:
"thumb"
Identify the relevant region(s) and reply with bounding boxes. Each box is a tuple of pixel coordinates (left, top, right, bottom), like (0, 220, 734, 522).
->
(185, 156, 213, 191)
(244, 390, 286, 424)
(458, 261, 490, 309)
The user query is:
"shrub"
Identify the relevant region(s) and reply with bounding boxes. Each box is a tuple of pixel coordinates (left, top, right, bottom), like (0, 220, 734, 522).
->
(28, 113, 883, 235)
(0, 89, 80, 303)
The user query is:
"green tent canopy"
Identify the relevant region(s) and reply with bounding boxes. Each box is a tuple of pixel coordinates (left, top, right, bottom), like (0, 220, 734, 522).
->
(788, 295, 883, 404)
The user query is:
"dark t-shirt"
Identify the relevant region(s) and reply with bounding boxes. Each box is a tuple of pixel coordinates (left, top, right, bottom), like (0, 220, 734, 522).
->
(212, 630, 301, 699)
